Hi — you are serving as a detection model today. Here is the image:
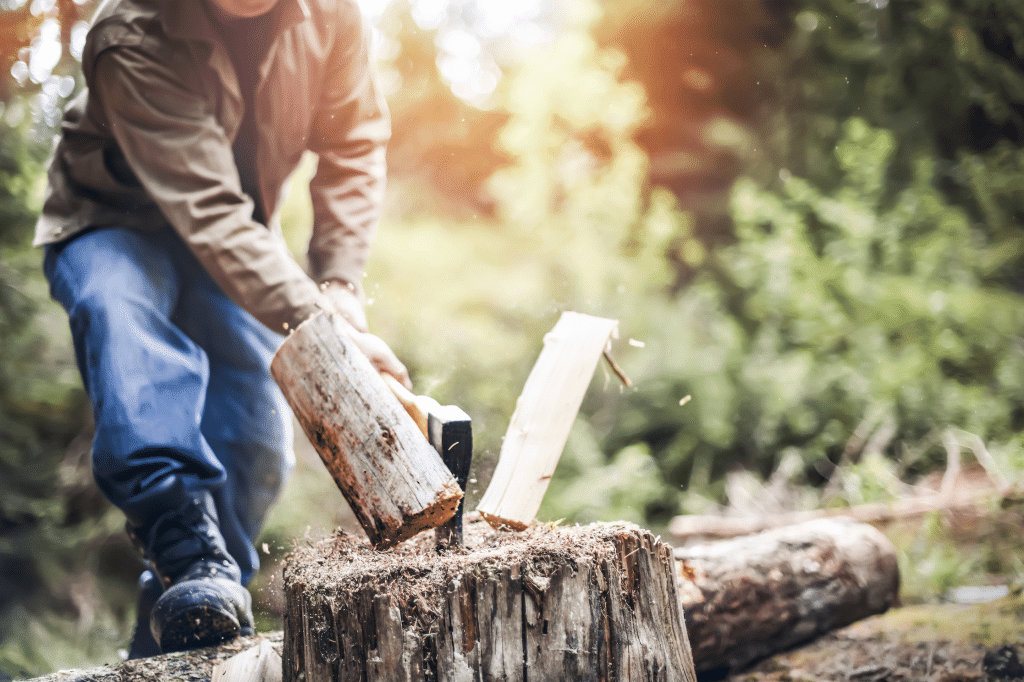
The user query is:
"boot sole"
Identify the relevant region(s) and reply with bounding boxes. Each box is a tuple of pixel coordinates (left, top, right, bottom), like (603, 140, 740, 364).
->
(159, 604, 241, 653)
(151, 577, 251, 653)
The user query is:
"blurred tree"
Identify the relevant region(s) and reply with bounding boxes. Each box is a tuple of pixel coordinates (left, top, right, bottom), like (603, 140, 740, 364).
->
(379, 3, 511, 218)
(0, 115, 133, 675)
(773, 0, 1024, 286)
(1, 2, 128, 675)
(0, 4, 40, 102)
(591, 0, 794, 287)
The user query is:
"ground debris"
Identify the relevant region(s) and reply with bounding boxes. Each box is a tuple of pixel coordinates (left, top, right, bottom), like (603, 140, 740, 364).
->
(724, 622, 1008, 682)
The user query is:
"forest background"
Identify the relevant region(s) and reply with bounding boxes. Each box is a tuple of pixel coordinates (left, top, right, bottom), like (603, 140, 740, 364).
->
(4, 0, 1024, 674)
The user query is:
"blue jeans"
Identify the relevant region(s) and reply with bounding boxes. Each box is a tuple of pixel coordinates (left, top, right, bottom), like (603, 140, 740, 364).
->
(44, 226, 294, 585)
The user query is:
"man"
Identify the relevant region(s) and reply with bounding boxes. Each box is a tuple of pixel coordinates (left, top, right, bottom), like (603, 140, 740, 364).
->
(34, 0, 407, 658)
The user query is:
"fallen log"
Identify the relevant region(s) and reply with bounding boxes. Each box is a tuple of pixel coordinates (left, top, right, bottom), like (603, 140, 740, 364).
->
(674, 517, 900, 676)
(668, 487, 1001, 542)
(23, 635, 282, 682)
(282, 517, 697, 682)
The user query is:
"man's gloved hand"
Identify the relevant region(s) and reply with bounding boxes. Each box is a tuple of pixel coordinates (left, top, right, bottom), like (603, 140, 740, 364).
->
(320, 280, 412, 390)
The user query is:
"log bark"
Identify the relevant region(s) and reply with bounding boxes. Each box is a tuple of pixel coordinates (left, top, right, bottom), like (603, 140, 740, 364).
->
(282, 517, 697, 682)
(477, 312, 619, 531)
(674, 518, 900, 676)
(23, 635, 283, 682)
(271, 312, 462, 548)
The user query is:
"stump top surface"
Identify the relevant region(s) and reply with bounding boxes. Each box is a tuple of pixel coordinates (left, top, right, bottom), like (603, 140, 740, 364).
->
(284, 514, 649, 600)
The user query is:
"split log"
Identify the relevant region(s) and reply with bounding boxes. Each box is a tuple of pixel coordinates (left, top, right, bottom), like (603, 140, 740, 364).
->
(282, 517, 698, 682)
(271, 312, 462, 548)
(477, 312, 619, 531)
(674, 517, 900, 676)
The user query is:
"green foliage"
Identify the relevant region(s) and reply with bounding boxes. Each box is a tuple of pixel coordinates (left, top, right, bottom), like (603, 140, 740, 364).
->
(606, 118, 1024, 516)
(775, 0, 1024, 281)
(360, 18, 662, 472)
(0, 121, 131, 676)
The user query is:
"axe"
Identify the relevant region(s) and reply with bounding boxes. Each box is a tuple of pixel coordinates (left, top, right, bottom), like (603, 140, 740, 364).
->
(381, 374, 473, 548)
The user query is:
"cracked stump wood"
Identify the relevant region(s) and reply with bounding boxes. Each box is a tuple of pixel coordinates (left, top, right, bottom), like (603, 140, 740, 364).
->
(271, 312, 462, 549)
(282, 518, 698, 682)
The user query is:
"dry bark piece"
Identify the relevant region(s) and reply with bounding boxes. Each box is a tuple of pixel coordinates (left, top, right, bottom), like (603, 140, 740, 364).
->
(211, 641, 282, 682)
(674, 517, 900, 676)
(271, 313, 462, 549)
(282, 517, 697, 682)
(477, 312, 619, 531)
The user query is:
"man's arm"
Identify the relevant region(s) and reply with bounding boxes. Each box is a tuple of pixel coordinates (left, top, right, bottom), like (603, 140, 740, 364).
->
(306, 1, 390, 315)
(91, 45, 409, 385)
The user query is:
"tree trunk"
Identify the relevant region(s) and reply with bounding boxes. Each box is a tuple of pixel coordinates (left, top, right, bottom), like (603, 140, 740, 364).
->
(282, 518, 698, 682)
(674, 517, 900, 676)
(271, 312, 462, 548)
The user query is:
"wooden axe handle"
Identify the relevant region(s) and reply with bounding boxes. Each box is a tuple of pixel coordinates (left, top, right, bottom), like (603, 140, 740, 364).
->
(381, 373, 440, 438)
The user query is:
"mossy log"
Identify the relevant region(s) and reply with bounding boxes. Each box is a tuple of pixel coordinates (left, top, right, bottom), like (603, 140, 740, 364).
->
(282, 518, 698, 682)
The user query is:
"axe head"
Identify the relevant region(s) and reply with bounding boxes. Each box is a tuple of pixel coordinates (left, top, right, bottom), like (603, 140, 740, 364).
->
(429, 404, 472, 549)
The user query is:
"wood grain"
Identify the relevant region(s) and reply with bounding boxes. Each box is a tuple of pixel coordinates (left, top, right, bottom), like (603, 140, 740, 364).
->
(211, 641, 281, 682)
(675, 517, 899, 675)
(477, 312, 619, 531)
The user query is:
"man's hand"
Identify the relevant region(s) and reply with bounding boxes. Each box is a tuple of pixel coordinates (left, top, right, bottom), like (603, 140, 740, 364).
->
(321, 280, 369, 332)
(320, 280, 412, 389)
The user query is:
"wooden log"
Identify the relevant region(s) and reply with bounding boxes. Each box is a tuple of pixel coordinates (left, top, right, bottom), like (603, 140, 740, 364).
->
(477, 312, 619, 531)
(282, 517, 698, 682)
(21, 635, 283, 682)
(271, 312, 462, 548)
(674, 517, 900, 676)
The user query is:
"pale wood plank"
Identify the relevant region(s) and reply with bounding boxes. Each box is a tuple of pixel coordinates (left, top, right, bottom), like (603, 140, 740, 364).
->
(476, 311, 619, 530)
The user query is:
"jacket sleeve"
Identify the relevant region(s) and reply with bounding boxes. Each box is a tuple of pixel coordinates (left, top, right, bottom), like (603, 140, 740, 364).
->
(91, 47, 326, 334)
(306, 2, 390, 295)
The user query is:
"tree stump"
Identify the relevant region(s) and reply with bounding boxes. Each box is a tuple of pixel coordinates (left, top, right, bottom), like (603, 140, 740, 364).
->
(674, 517, 900, 676)
(282, 517, 698, 682)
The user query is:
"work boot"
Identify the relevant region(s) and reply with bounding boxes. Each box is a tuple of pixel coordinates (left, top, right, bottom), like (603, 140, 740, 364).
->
(126, 570, 163, 659)
(126, 484, 253, 653)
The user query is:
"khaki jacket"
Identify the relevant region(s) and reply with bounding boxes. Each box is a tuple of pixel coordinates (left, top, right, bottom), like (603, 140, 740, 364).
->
(34, 0, 389, 333)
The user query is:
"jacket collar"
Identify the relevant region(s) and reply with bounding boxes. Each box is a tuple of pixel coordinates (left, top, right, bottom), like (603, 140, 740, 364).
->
(162, 0, 310, 46)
